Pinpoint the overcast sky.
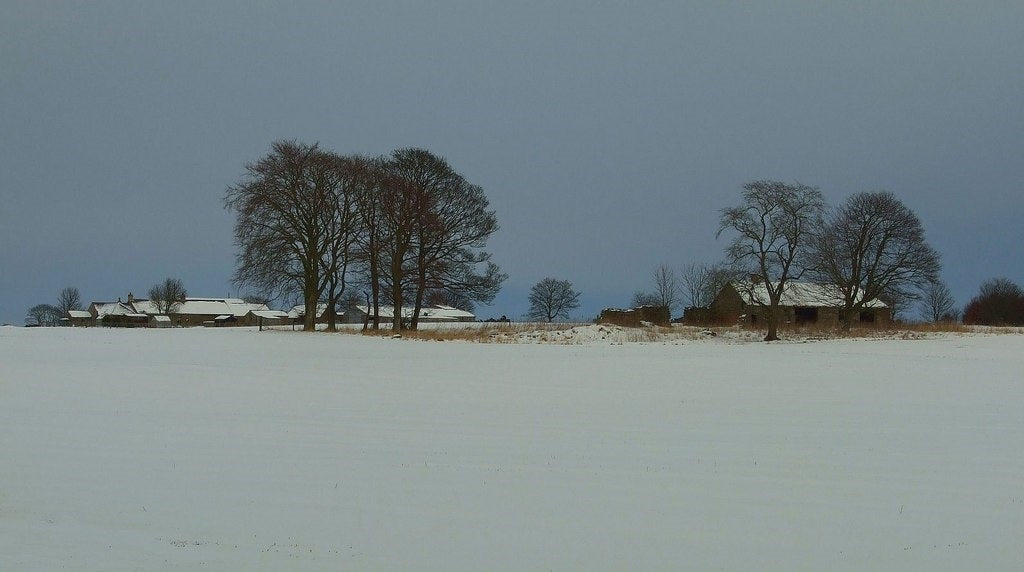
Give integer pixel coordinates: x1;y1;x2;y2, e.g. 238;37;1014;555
2;1;1022;324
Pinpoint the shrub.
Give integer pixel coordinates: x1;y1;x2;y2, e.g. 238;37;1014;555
963;278;1024;326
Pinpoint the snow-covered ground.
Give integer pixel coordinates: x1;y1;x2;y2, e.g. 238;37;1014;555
2;326;1022;570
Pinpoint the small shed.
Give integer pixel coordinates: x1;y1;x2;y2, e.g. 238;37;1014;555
66;310;95;327
150;315;172;328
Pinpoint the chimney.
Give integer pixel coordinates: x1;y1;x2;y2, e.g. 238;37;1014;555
127;292;135;303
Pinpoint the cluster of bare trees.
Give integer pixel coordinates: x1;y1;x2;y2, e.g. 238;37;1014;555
963;278;1024;326
26;287;82;326
149;278;187;314
225;141;505;332
715;181;942;340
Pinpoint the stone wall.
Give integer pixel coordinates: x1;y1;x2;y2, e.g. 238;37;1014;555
599;305;670;327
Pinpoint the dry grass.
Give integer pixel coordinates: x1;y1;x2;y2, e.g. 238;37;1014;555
278;320;1021;344
748;321;1011;341
354;322;582;343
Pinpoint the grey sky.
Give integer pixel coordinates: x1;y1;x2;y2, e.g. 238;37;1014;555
2;1;1022;324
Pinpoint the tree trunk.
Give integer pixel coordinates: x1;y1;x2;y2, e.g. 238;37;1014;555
325;280;338;332
411;267;427;331
369;250;380;330
391;257;404;331
303;287;317;332
763;306;780;341
362;291;371;331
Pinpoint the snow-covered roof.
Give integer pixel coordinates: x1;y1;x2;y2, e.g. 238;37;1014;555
91;302;125;318
353;305;475;321
288;303;334;319
735;281;888;308
67;310;92;318
250;310;287;320
104;302;140;316
428;305;476;319
91;297;273;319
152;315;171;322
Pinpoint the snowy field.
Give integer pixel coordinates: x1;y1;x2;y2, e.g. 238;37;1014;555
2;326;1023;570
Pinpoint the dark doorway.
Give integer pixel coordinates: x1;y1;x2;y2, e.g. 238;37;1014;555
794;307;818;324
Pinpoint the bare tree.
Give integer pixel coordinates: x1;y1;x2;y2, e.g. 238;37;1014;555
426;288;476;312
646;264;680;310
27;304;63;326
631;291;660;307
808;191;940;329
919;281;958;323
389;148;504;330
225;140;338;332
527;278;581;322
148;278;187;314
57;287;82;314
718;180;824;341
318;154;366;331
376;156;421;331
631;265;681;316
681;262;737;309
241;293;270;305
352;157;388;330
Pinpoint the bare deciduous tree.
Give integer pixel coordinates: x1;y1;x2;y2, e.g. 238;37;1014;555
425;288;476;312
241;294;270;305
352;157;388;330
376;157;421;331
632;265;681;316
631;291;660;308
919;281;958;323
808;191;940;329
318;154;367;331
681;262;737;309
57;287;82;314
148;278;187;315
388;148;504;330
225;140;339;331
27;304;63;326
718;180;824;341
527;278;581;322
652;265;680;311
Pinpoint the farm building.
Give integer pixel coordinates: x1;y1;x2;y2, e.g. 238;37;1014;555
287;303;340;324
343;305;476;325
599;305;670;327
64;310;95;327
89;294;275;327
708;281;891;327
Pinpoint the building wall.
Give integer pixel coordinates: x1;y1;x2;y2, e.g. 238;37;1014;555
599;306;670;327
744;305;891;328
708;284;892;328
708;284;745;325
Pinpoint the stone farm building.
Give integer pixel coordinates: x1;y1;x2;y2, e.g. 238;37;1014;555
88;294;280;327
706;281;891;327
598;305;671;327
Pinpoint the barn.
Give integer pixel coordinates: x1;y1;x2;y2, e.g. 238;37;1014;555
709;281;891;327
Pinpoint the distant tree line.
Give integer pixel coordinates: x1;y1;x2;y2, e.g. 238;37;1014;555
225;141;505;332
